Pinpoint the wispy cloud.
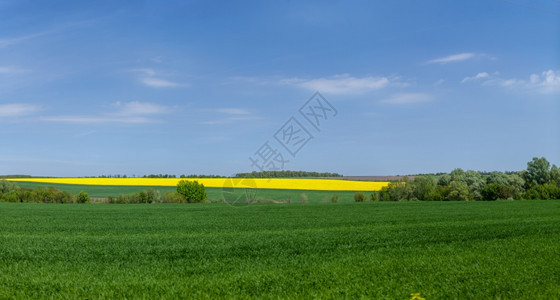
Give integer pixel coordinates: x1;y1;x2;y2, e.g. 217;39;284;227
381;93;433;104
433;79;445;86
141;77;182;88
476;69;560;94
461;72;489;83
0;103;41;117
0;32;47;48
0;66;27;74
426;53;475;64
111;101;172;115
129;68;156;76
528;70;560;93
201;107;260;125
128;68;186;88
43;101;173;124
281;74;390;94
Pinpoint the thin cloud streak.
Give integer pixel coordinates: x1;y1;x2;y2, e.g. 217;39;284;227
462;72;489;83
381;93;433;104
281;74;390;94
42;101;174;124
426;53;475;64
141;77;182;88
0;103;41;117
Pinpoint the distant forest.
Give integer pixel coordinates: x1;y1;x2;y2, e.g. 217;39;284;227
234;171;343;178
81;171;344;178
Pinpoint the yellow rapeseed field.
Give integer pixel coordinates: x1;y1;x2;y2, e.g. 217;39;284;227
7;178;389;191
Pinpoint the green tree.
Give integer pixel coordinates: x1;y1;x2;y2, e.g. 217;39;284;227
437;174;452;186
412;175;436;201
463;170;485;200
0;180;18;194
176;180;207;203
446;181;473;201
524;157;551;187
380;179;414;201
550;164;560;186
481;183;515;200
425;185;447;201
77;191;90;204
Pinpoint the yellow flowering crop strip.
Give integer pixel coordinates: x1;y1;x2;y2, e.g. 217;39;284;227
6;178;389;191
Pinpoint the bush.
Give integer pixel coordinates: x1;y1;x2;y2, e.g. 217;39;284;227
354;192;366;202
331;194;339;203
299;193;308;203
77;191;90;204
379;180;414;201
524;184;560;200
0;179;18;194
176;180;207;203
369;192;379;202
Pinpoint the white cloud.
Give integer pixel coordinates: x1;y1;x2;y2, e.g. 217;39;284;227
141;77;182;88
433;79;445;86
461;72;489;83
283;74;390;94
381;93;433;104
0;103;41;117
128;68;187;88
111;101;171;115
427;53;475;64
528;70;560;93
477;69;560;93
43;101;173;124
129;68;156;76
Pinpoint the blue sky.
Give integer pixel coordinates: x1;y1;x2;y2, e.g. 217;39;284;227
1;0;559;177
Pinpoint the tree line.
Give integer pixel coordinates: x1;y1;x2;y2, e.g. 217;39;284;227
372;157;560;201
235;170;343;178
0;180;207;204
0;181;91;203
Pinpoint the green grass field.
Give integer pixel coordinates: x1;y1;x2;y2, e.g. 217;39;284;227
1;201;559;298
12;181;360;203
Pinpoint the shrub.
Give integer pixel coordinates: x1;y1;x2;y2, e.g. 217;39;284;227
331;194;339;203
299;193;308;203
369;192;379;202
354;192;366;202
0;179;18;194
163;191;186;203
177;180;207;203
77;191;90;204
524;184;560;200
